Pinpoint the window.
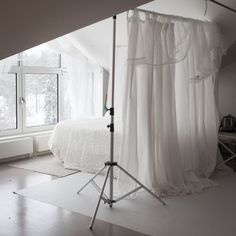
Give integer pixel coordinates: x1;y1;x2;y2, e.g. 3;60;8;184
0;44;62;136
0;74;17;131
25;74;58;127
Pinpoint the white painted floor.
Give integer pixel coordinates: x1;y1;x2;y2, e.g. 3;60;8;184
16;171;236;236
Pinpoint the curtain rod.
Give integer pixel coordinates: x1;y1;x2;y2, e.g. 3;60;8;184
135;8;204;23
137;1;236;14
135;8;160;15
209;0;236;13
135;8;189;20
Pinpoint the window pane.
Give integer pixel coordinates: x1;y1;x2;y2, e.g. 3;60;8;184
23;44;60;67
25;74;58;127
0;74;17;131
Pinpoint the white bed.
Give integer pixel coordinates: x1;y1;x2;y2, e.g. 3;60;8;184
48;116;122;173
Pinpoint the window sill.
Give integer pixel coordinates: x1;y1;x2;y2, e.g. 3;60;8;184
0;130;52;142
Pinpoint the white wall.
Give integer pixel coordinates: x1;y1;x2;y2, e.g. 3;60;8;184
0;133;51;160
218;61;236;119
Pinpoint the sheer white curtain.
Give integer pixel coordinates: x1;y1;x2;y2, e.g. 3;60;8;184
119;10;224;196
47;36;104;120
0;55;17;132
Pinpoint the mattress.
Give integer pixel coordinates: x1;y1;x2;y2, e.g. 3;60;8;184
48;116;122;173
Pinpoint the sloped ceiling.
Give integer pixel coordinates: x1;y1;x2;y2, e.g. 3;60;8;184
0;0;151;60
68;0;236;70
0;0;235;68
207;0;236;48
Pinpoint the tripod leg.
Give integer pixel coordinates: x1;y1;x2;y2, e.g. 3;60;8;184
77;165;107;194
117;164;166;206
89;166;111;230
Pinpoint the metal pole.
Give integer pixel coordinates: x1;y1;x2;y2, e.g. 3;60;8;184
76;13;166;230
117;164;166;206
109;15;117;205
89;166;111;229
217;140;236;167
77;165;107;194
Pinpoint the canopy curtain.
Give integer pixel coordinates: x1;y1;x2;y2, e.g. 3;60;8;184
46;36;104;120
118;10;224;196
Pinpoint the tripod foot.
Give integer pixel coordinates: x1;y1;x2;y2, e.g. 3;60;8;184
89;166;111;230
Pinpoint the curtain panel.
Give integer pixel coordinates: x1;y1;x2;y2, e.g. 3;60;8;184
47;37;104;120
119;10;224;196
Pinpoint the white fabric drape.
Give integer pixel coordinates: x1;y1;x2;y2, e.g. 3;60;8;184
47;37;104;120
0;55;17;131
119;10;224;196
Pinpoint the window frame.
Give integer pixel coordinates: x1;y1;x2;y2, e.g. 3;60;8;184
0;68;21;137
0;52;62;137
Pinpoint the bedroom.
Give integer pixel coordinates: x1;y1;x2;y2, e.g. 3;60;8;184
0;0;236;235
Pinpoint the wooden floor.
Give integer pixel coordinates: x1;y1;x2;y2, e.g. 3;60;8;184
0;165;146;236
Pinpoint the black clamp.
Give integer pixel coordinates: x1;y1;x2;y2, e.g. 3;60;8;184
104;199;116;205
105;161;117;166
107;123;114;132
108;107;114;116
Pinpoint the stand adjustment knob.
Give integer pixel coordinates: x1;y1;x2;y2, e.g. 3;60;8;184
107;123;114;132
108;107;114;116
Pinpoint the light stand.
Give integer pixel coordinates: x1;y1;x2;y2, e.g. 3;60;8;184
77;15;166;230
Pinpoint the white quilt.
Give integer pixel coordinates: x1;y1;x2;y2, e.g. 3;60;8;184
48;117;122;173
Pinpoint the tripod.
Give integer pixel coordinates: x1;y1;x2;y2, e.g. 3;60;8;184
77;15;166;230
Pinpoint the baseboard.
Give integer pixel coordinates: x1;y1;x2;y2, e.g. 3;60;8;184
0;154;30;164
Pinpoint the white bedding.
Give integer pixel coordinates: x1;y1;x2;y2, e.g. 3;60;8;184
49;117;122;173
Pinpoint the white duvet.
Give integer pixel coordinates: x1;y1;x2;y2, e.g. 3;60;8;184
49;116;122;173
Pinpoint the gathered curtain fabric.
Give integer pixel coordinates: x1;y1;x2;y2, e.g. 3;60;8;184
118;10;224;196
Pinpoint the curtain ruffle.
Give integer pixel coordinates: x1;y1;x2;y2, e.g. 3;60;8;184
127;10;224;80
